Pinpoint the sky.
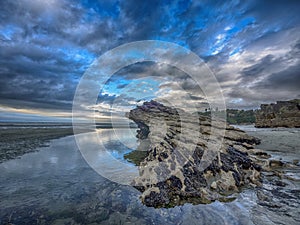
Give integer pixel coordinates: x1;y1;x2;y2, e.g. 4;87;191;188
0;0;299;122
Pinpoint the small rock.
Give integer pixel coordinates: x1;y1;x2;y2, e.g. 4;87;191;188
269;160;285;167
210;181;217;190
292;159;299;166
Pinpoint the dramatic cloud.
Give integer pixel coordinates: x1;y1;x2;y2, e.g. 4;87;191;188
0;0;299;120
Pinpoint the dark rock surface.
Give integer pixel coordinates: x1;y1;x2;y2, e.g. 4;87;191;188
128;101;264;207
255;99;300;128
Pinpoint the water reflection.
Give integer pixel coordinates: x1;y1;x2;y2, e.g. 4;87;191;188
0;129;252;224
75;129;139;185
0;127;299;224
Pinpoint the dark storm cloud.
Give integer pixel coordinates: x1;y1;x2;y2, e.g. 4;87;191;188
106;62;190;90
256;63;300;91
0;40;82;110
0;0;94;111
227;38;300;108
189;94;204;101
241;55;275;78
0;0;300;119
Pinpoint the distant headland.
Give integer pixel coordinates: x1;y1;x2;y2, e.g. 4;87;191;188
255;99;300;128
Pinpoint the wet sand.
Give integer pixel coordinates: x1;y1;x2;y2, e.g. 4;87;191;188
241;126;300;225
0;127;75;163
0;123;134;164
235;125;300;163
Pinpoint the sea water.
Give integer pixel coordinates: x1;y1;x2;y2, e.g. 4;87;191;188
0;126;299;224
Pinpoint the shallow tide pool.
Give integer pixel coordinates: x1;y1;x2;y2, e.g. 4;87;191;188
0;127;299;225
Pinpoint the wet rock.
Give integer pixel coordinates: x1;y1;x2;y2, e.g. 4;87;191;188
269;160;285;167
257;190;271;202
128;101;263;207
210;181;217;190
292;159;299;166
254;151;271;159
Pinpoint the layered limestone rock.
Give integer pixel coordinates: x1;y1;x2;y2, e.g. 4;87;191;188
128;100;263;207
255;99;300;128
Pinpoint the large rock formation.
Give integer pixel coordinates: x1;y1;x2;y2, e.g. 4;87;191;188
255;99;300;128
127;101;263;207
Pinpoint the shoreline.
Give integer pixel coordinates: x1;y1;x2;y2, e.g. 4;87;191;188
0;127;77;163
0;125;135;164
0;125;299;224
1;124;299;164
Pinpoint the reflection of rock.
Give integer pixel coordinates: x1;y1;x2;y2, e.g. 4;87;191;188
255;99;300;128
128;100;263;207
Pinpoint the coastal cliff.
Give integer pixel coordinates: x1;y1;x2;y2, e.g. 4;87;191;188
128;101;265;207
255;99;300;128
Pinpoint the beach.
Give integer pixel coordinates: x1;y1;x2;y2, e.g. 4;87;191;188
0;125;299;224
0;124;75;163
0;122;98;163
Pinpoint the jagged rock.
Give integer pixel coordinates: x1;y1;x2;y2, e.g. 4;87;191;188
127;101;263;207
269;160;285;167
255;99;300;128
292;159;299;166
